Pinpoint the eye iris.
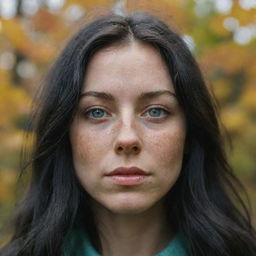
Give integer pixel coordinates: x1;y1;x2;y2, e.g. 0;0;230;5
89;108;165;119
91;109;104;118
149;108;162;117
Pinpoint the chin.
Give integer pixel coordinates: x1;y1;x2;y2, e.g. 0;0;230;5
99;194;161;215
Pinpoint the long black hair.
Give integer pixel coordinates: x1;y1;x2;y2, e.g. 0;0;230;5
1;12;256;256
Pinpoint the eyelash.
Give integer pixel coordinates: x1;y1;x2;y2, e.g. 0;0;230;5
83;106;170;121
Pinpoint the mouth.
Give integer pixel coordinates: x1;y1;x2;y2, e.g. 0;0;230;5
105;166;151;186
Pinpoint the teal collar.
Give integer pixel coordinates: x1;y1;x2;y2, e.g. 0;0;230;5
64;229;188;256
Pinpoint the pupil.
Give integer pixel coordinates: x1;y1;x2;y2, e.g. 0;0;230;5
149;108;160;117
92;109;104;118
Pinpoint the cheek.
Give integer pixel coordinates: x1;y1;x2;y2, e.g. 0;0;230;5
71;127;108;166
70;127;106;191
148;128;185;194
148;128;186;165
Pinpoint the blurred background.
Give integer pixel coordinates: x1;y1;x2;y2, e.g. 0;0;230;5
0;0;255;246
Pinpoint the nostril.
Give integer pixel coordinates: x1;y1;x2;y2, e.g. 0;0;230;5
115;144;140;154
117;146;123;152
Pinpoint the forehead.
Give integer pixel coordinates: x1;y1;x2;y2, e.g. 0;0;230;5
82;41;174;97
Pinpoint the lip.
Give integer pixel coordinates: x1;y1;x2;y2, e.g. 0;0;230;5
105;167;150;186
106;166;149;176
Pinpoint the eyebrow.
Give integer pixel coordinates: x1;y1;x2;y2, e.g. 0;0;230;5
80;90;176;101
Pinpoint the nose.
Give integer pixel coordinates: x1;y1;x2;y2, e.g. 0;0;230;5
114;120;142;155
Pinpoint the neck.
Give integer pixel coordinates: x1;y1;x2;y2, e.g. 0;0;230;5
91;201;174;256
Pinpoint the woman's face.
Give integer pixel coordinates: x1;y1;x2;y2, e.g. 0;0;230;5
70;41;186;214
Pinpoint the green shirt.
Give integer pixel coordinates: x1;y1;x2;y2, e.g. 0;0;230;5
64;228;188;256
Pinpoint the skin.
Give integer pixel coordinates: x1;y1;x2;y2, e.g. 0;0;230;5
69;41;186;256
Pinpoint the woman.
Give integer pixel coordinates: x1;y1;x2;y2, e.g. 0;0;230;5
1;12;256;256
